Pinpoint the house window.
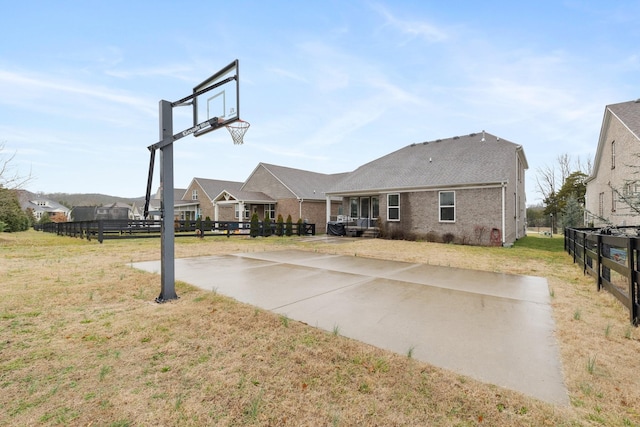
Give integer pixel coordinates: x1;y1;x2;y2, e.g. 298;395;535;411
372;197;379;219
387;194;400;221
192;189;198;200
266;204;275;220
439;191;455;222
611;141;616;169
599;192;604;217
235;205;250;219
350;197;358;218
612;190;616;212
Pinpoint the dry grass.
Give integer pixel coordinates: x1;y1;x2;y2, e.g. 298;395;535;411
1;230;639;426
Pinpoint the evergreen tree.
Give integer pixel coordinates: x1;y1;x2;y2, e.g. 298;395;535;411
263;215;272;237
560;195;584;229
276;214;284;236
39;211;52;225
285;214;293;236
297;217;304;236
0;187;30;232
250;213;260;238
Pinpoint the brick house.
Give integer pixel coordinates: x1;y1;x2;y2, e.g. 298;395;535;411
325;131;528;245
584;100;640;227
240;163;346;226
175;166;345;228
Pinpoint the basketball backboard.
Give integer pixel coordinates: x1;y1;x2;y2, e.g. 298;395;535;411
192;59;239;137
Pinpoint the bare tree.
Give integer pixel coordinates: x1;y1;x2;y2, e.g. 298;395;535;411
0;142;32;189
557;153;571;186
535;163;556;201
536;153;593;201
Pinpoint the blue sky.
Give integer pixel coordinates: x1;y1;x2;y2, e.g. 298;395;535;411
1;1;639;205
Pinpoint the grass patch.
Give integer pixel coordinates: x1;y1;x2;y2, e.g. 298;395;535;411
0;230;638;425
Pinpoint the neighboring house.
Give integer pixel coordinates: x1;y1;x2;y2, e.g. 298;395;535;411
17;190;70;222
182;178;245;221
584;99;640;227
146;188;189;220
240;163;347;227
71;204;130;221
175;166;346;228
325;131;528;245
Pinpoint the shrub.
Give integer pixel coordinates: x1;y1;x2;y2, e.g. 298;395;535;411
204;216;212;231
376;217;386;238
285;214;293;236
442;232;455;244
296;218;304;235
389;228;405;240
404;231;418;241
263;215;272;237
425;231;438;242
250;213;260;238
473;225;487;244
276;214;284;236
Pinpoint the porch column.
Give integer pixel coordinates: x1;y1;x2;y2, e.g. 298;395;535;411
238;201;245;225
214;202;219;222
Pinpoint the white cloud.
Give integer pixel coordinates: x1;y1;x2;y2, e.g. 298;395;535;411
371;3;448;43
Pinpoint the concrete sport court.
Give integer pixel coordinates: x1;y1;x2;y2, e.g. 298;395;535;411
133;249;568;405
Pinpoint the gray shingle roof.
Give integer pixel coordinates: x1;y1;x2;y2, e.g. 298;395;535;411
328;132;523;194
608;99;640;139
254;163;349;199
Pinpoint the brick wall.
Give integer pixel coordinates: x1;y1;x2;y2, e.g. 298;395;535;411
585;115;640;227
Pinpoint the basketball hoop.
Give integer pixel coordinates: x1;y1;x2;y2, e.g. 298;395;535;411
226;119;250;145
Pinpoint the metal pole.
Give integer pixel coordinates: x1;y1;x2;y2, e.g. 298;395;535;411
158;100;178;302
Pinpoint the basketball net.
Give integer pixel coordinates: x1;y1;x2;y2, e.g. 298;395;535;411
225;120;250;145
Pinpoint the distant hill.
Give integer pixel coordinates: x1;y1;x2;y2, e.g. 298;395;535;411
37;192;145;209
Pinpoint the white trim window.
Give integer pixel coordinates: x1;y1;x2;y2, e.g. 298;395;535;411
439;191;455;222
235;205;251;219
350;197;358;218
192;189;198;200
266;204;275;220
387;193;400;221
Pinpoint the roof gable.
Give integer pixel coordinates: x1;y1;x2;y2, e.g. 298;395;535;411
586;100;640;183
192;177;244;201
242;163;349;200
213;189;275;203
608;99;640;139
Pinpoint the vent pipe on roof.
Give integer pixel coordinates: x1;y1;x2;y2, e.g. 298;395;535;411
481;130;486;142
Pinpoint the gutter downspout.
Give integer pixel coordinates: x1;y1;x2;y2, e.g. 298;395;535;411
502;181;507;246
325;196;331;233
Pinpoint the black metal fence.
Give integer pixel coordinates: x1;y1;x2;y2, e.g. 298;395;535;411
565;227;640;325
36;219;315;243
